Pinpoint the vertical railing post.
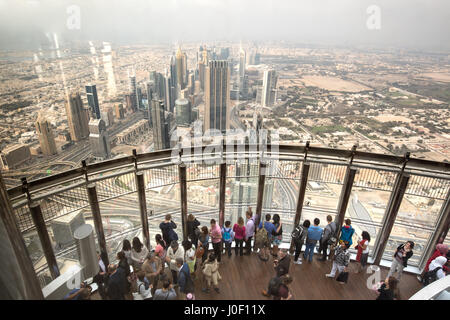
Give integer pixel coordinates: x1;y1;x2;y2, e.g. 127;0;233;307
136;172;150;250
134;149;150;250
219;161;227;227
0;174;44;299
335;167;357;240
255;162;267;229
373;173;410;265
334;145;357;240
29;202;60;280
418;188;450;271
86;183;109;266
179;163;188;241
289;162;310;254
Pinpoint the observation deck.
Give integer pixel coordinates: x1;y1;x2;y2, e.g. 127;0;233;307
1;143;449;299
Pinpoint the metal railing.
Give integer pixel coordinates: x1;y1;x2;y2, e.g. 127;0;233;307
6;144;450;286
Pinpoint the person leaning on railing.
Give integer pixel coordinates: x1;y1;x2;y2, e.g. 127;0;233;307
187;214;201;249
160;214;179;249
244;209;255;255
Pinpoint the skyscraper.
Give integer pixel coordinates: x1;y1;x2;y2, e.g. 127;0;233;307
261;69;278;107
239;48;246;78
164;69;174;113
198;49;208;91
35;112;57;156
88;118;110;159
128;71;138;111
151;99;170;151
175;98;192;126
169;54;177;89
150;71;165;101
175;46;186;92
85;84;100;119
204;60;230;133
146;82;154;127
66;92;89;142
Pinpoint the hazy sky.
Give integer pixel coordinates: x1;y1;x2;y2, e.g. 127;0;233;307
0;0;449;50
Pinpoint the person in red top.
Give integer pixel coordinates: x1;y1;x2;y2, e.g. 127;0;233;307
417;243;448;282
233;217;246;256
355;231;371;273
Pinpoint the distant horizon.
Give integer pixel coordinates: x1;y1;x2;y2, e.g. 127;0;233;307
0;0;449;52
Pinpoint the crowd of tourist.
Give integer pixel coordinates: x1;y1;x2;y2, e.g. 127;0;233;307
65;209;449;301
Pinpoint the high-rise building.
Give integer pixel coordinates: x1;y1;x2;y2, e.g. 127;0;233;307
128;72;138;111
164;70;174;113
150;99;170;151
188;72;195;95
136;87;143;110
114;104;124;119
0;144;31;170
239;48;246;78
175;98;192;127
149;71;165;100
204;60;230;133
85;84;100;119
66;92;89;142
198;49;208;91
35;112;57;156
261;69;278;107
175;47;186;91
239;75;249;99
88;118;110;159
220;48;230;60
169;54;177;90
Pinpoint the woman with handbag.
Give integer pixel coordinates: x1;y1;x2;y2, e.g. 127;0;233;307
326;241;350;284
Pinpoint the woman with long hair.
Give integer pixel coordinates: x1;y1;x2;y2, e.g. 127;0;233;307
355;231;371;273
233;216;246;256
131;237;149;271
122;239;132;265
271;214;283;257
198;226;210;265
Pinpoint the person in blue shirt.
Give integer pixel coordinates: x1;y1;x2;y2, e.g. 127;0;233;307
258;214;277;261
63;282;92;300
303;218;323;263
340;219;355;246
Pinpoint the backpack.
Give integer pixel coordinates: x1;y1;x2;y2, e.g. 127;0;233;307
327;224;338;246
223;228;232;242
268;277;282;296
291;225;304;241
255;222;269;247
423;267;442;286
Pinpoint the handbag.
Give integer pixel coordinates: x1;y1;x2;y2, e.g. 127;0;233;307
336;271;349;283
195;245;205;259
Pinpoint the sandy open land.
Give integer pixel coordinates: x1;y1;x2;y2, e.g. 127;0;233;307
420;72;450;83
374;115;412;123
300;76;372;92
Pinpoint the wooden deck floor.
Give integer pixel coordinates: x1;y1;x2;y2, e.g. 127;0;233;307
191;252;422;300
92;251;423;300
